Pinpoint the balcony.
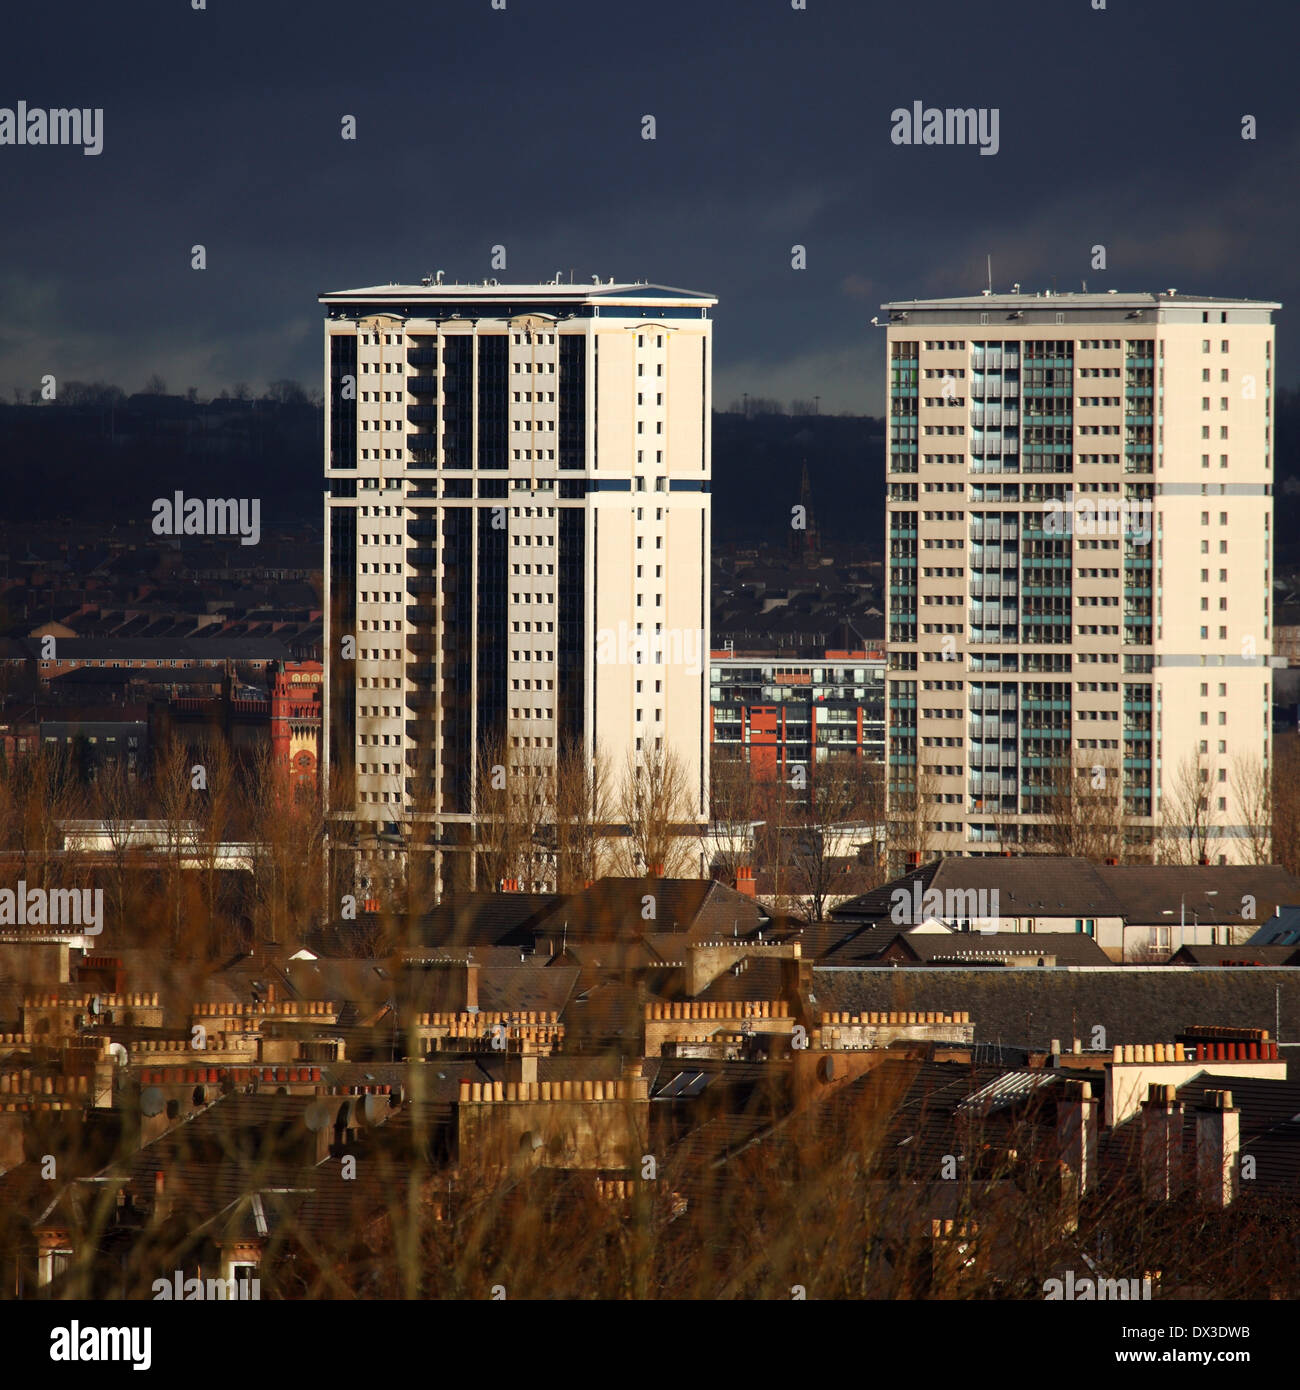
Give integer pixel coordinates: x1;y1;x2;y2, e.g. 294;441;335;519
406;548;439;569
408;376;438;395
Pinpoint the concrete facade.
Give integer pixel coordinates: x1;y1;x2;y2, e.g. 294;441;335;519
883;291;1280;862
320;281;715;892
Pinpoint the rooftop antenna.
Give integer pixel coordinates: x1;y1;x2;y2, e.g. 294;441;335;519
435;270;444;286
986;254;992;294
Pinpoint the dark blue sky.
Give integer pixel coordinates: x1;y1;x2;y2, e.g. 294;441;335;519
0;0;1294;413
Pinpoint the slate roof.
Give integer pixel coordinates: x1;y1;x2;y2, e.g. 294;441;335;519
407;890;567;949
773;919;885;960
831;858;1300;931
693;959;792;1003
1098;865;1300;928
1247;906;1300;947
811;966;1300;1049
394;962;580;1019
1167;945;1300;967
560;974;644;1045
1155;1073;1300;1195
886;932;1114;967
833;857;1124;922
529;877;770;941
23;637;294;661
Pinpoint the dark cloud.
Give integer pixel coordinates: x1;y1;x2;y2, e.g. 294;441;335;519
0;0;1294;413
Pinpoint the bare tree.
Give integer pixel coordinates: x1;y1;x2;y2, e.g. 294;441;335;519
152;738;201;949
1159;747;1217;865
245;744;325;945
1038;753;1126;862
1230;751;1271;865
886;762;937;877
785;754;886;921
704;752;761;884
91;758;142;931
616;744;692;878
0;745;72;887
1272;732;1300;877
554;740;613;892
192;736;239;954
474;734;557;893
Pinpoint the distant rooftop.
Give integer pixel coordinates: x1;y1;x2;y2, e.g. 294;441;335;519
321;280;716;306
881;289;1280;319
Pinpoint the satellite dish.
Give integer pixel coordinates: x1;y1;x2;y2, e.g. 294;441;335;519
336;1099;356;1130
140;1086;165;1117
519;1130;543;1153
108;1043;129;1068
363;1093;387;1125
819;1055;836;1084
192;1085;206;1106
88;996;101;1016
391;1085;405;1106
305;1100;332;1132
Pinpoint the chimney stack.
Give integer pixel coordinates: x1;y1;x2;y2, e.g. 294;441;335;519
734;867;756;898
1056;1079;1098;1198
506;1051;538;1086
1196;1089;1240;1209
1141;1083;1184;1201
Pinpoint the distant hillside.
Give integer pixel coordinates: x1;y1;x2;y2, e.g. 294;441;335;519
4;390;1297;566
711;412;885;548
